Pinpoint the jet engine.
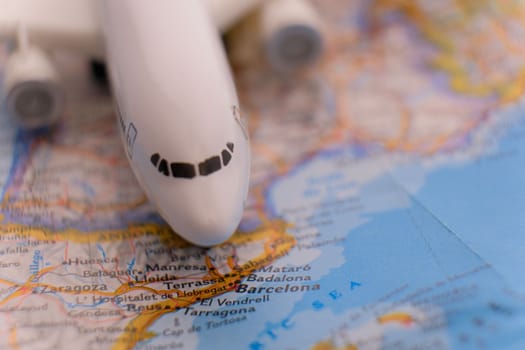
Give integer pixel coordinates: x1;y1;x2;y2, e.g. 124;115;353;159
3;39;63;128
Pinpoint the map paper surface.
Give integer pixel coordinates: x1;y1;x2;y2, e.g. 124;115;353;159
1;1;525;349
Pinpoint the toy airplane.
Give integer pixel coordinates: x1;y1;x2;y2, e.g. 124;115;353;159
0;0;323;246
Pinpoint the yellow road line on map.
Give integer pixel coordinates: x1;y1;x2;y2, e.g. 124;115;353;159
311;340;357;350
8;326;20;350
377;312;414;326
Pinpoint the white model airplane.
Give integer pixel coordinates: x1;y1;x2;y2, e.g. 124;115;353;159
0;0;323;246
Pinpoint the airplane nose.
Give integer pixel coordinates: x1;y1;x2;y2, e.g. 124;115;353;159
157;184;245;247
184;208;242;246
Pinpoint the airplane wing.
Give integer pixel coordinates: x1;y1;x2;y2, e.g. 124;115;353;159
0;0;263;59
205;0;262;31
0;0;104;58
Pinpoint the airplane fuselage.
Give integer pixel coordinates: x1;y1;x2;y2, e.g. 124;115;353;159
103;0;251;246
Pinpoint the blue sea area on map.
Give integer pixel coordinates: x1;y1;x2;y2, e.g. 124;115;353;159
253;173;525;349
397;103;525;295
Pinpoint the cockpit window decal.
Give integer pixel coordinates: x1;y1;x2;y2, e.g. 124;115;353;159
150;142;234;179
198;156;222;176
171;162;196;179
221;149;232;166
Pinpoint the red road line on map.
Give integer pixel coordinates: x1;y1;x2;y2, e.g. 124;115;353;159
64;242;69;261
128;240;136;256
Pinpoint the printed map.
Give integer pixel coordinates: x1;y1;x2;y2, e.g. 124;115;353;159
1;1;525;349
